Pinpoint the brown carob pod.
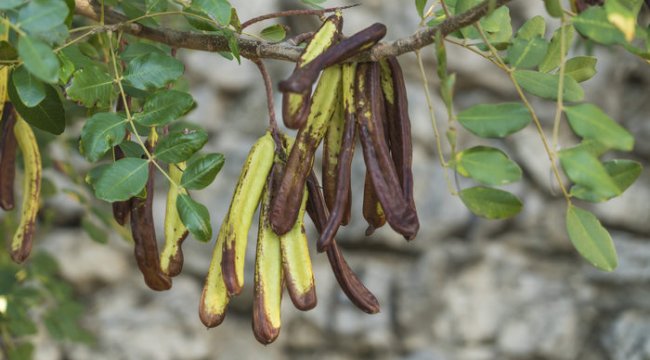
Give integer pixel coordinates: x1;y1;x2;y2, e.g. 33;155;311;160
305;173;380;314
130;160;172;291
318;63;357;251
356;63;419;240
381;58;418;229
270;65;342;235
111;145;131;226
322;91;344;213
280;23;387;94
282;13;343;129
362;171;386;236
0;103;17;211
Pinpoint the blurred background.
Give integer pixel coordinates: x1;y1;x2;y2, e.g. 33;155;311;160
14;0;650;359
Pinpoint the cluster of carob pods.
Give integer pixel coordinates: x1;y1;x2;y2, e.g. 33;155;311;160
0;63;42;265
199;12;420;344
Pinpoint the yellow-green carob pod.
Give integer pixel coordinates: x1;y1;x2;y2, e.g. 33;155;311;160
0;19;9;119
199;232;230;327
281;188;316;310
10;116;41;263
160;162;189;276
220;132;276;295
252;180;283;344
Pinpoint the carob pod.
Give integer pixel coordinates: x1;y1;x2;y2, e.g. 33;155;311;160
362;171;386;236
305;172;380;314
220;132;276;295
160;162;189;277
280;23;387;95
380;58;418;235
252;164;283;344
9;116;41;263
318;63;357;251
270;65;342;236
130;157;172;291
282;13;343;129
355;62;419;240
0;103;17;210
321;91;345;215
111;145;131;225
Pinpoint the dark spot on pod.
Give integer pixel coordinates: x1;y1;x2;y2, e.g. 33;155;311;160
0;103;17;211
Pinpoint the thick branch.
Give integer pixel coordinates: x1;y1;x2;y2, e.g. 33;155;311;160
74;0;512;62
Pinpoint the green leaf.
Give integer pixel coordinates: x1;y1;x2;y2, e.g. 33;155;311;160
539;25;574;73
0;0;25;10
457;102;531;138
154;129;208;163
457;1;512;44
93;158;149;202
193;0;232;26
571;159;642;202
564;56;597;82
513;70;584;102
17;36;60;84
455;146;522;185
176;194;212;242
559;147;621;199
134;90;195;126
564;104;634;151
260;24;287;42
81;216;108;244
459;186;523;219
416;0;428;18
543;0;564;17
506;36;549;69
605;0;643;41
6;343;34;360
67;66;115;107
79;112;128;162
572;6;626;45
566;205;618;271
17;0;69;34
516;16;546;40
124;53;184;90
8;75;66;135
12;66;46;107
181;153;225;190
120;43;167;62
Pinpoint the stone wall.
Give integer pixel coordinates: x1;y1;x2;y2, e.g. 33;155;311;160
34;1;650;359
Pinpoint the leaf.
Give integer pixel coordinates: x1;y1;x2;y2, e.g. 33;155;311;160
543;0;564;17
506;36;549;69
455;146;522;185
17;36;60;84
81;216;108;244
571;159;642;202
539;25;574;73
513;70;584;102
134;90;195;126
564;104;634;151
572;6;626;45
17;0;69;34
6;343;34;360
120;43;167;62
605;0;643;42
176;194;212;242
181;153;225;190
193;0;232;26
93;158;149;202
459;186;523;219
79;112;128;162
457;102;531;138
516;16;546;40
566;205;618;271
154;129;208;163
12;66;46;107
559;147;621;199
123;53;184;90
0;0;25;10
8;75;66;135
66;66;115;107
260;24;287;42
564;56;597;82
416;0;428;18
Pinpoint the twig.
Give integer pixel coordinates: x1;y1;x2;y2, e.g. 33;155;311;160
74;0;513;62
252;59;284;155
240;4;359;30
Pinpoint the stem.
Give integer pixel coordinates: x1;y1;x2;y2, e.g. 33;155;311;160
240;4;360;30
252;59;284;156
552;16;567;150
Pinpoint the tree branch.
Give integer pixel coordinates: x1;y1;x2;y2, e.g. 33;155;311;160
74;0;512;62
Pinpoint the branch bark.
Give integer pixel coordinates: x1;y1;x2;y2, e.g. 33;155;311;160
74;0;512;62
